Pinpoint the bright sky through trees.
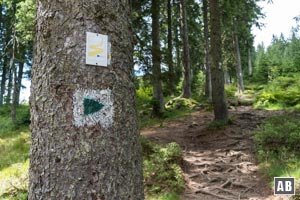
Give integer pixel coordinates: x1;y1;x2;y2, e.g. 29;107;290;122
252;0;300;47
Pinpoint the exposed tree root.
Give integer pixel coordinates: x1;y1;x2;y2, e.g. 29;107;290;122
195;188;234;200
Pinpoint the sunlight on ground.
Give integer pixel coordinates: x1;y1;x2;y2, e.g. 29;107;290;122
0;160;29;196
0;131;30;197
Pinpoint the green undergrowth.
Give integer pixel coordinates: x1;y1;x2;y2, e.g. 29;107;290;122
137;89;199;128
141;137;184;200
0;105;30;136
254;113;300;187
254;76;300;110
0;105;30;199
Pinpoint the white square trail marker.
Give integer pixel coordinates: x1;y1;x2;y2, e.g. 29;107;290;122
86;32;108;66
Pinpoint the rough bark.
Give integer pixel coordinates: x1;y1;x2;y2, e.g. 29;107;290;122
29;1;144;199
209;0;228;121
233;20;244;93
167;0;175;95
151;0;164;116
203;0;212;101
180;0;191;98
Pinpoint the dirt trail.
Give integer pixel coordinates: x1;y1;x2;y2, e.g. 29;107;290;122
142;106;289;200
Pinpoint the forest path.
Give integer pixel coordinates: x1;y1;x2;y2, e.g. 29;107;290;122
141;106;288;200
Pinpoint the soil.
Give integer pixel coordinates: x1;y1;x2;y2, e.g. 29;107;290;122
141;106;292;200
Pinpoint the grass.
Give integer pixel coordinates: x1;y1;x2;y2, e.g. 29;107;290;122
0;105;30;199
138;93;199;129
254;112;300;188
141;137;185;199
254;76;300;110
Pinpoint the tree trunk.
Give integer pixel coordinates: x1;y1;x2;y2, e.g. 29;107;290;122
167;0;175;96
11;59;24;123
0;60;7;106
233;19;244;93
15;60;24;105
151;0;164;116
209;0;228;121
248;46;253;76
29;1;144;199
11;24;17;123
203;0;212;101
174;0;181;85
180;0;191;98
6;68;12;105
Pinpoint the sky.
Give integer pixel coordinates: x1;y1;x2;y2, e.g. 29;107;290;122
19;0;300;103
252;0;300;47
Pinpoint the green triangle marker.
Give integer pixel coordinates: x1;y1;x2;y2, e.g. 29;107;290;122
83;98;104;115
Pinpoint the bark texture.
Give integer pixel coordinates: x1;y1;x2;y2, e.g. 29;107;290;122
209;0;228;121
151;0;164;115
180;0;191;98
29;1;144;199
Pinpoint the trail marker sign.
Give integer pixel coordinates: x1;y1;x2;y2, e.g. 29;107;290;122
73;89;114;128
86;32;108;66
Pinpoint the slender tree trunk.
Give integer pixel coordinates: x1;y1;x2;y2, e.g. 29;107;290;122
203;0;212;101
248;46;253;76
0;4;2;89
0;61;7;105
209;0;228;121
167;0;175;95
6;68;12;105
151;0;164;116
11;24;17;123
29;1;144;199
14;60;24;105
233;20;244;93
180;0;191;98
224;66;230;84
11;59;24;123
11;65;17;123
173;0;182;83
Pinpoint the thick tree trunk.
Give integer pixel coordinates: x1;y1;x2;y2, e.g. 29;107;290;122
151;0;164;116
203;0;212;101
248;46;253;76
29;1;144;199
180;0;191;98
167;0;175;96
234;20;244;93
209;0;228;121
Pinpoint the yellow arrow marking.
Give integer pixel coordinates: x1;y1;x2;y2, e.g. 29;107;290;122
88;43;104;56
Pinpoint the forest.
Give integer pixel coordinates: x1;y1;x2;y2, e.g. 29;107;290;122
1;0;300;199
